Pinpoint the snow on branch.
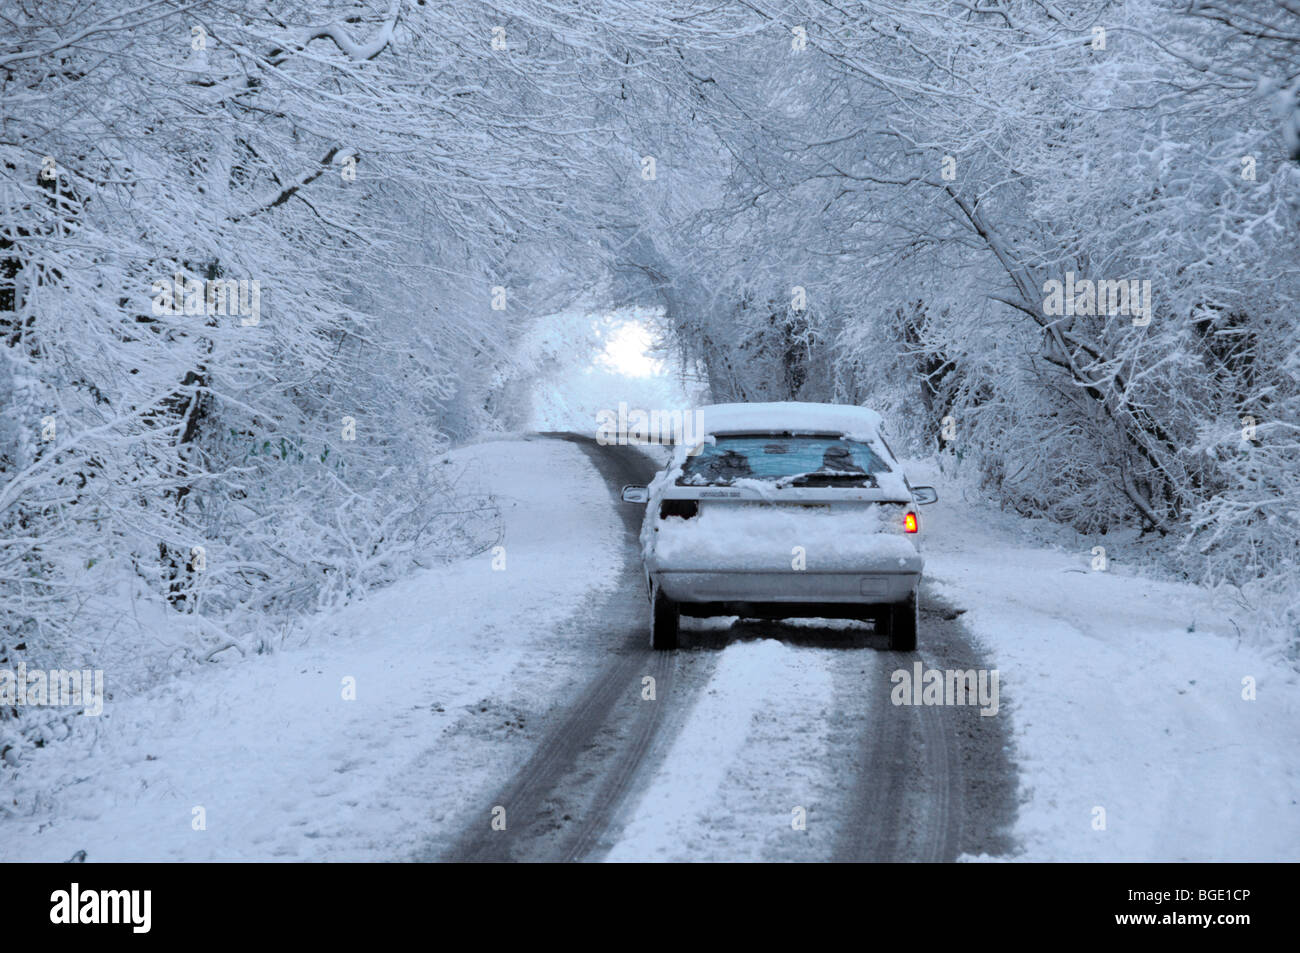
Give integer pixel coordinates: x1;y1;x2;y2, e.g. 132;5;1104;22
294;0;402;61
0;0;198;69
228;147;357;222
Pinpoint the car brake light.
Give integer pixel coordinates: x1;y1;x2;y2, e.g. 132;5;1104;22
904;512;918;533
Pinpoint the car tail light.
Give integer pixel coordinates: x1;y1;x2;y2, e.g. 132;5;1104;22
903;512;918;533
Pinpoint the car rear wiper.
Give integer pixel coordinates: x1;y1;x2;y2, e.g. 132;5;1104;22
776;471;876;488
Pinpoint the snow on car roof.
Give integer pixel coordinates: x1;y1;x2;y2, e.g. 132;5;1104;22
695;401;885;439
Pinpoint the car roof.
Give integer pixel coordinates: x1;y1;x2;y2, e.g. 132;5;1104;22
695;402;885;440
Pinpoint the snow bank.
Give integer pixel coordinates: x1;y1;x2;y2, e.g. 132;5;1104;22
909;458;1300;861
0;437;624;861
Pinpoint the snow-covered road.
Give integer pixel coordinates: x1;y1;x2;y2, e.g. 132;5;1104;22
3;435;1297;862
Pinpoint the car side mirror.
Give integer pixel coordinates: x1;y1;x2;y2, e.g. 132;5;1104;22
912;486;938;505
621;484;650;504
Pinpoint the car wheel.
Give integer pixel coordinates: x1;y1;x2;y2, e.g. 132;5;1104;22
888;590;918;651
650;586;679;650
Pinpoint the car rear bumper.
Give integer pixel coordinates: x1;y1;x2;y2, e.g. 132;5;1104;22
653;568;919;607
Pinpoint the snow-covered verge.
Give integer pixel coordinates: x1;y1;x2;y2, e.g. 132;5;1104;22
0;437;622;861
904;459;1300;861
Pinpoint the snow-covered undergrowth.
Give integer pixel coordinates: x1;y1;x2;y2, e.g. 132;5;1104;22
0;442;499;780
0;438;622;860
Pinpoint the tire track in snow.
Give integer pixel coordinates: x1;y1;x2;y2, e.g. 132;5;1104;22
443;435;707;862
558;646;679;862
831;591;1015;861
444;638;667;862
830;640;910;861
602;636;839;862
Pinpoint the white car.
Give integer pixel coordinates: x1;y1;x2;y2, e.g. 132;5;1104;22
621;402;938;651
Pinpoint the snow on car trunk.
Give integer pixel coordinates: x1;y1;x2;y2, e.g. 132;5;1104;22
649;501;919;572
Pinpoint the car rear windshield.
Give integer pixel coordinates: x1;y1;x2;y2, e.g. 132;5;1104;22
677;434;892;487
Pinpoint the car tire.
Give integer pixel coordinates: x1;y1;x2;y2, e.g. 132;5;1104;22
888;590;918;651
650;586;679;650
